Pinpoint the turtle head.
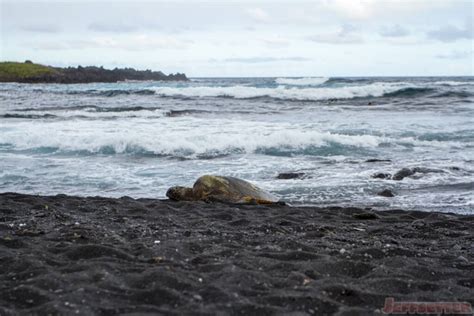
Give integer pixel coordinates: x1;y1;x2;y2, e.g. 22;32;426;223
166;186;195;201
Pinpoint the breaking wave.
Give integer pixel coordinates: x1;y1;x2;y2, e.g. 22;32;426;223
382;87;435;98
1;114;58;119
3;106;276;120
1;120;464;159
4;106;167;120
433;80;474;86
65;89;156;97
275;77;329;86
152;83;421;101
0;128;383;158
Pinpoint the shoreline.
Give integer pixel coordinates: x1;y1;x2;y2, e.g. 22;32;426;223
1;192;472;314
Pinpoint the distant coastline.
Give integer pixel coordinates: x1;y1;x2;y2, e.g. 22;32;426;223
0;60;188;84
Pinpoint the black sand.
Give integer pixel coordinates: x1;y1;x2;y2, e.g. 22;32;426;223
0;193;472;315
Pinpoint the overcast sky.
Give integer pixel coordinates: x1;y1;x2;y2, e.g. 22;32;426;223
1;0;473;76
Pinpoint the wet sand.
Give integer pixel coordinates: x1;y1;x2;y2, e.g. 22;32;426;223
0;192;473;315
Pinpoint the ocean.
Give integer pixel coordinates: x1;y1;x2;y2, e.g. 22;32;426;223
0;77;473;213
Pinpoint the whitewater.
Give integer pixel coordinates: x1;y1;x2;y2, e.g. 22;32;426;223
0;76;473;213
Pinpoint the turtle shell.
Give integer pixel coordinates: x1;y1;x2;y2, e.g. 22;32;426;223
192;175;279;204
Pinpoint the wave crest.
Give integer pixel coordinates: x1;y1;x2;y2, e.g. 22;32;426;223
275;77;329;86
5;106;167;120
152;83;418;101
0;128;381;158
434;81;474;86
382;87;434;98
66;89;156;97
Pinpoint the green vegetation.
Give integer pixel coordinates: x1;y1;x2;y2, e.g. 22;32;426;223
0;61;57;80
0;60;187;83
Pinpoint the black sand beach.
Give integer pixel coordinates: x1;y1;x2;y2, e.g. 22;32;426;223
0;193;473;315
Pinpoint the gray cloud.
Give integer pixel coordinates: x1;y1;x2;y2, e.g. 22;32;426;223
427;23;473;42
380;24;409;37
88;22;138;33
31;40;91;50
31;35;190;51
214;57;311;63
246;7;271;23
260;37;291;48
20;24;61;33
3;1;472;76
436;50;473;59
307;24;363;44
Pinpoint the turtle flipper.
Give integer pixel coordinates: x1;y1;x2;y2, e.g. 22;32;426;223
240;196;279;205
202;195;258;205
201;194;236;204
198;193;286;206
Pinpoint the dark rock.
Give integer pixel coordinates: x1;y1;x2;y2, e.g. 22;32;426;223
371;173;391;179
276;172;305;180
365;159;391;163
411;219;426;228
412;167;443;174
353;212;379;220
392;167;444;181
392;168;415;180
377;189;394;197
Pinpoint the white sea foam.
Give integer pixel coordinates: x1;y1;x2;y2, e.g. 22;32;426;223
152;82;411;101
7;108;167;119
2;115;466;159
0;118;383;157
275;77;329;86
433;81;473;86
1;78;472;213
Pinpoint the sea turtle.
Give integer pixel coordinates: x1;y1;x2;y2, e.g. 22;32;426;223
166;175;281;205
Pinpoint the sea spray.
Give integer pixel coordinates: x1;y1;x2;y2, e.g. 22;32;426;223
1;77;473;213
